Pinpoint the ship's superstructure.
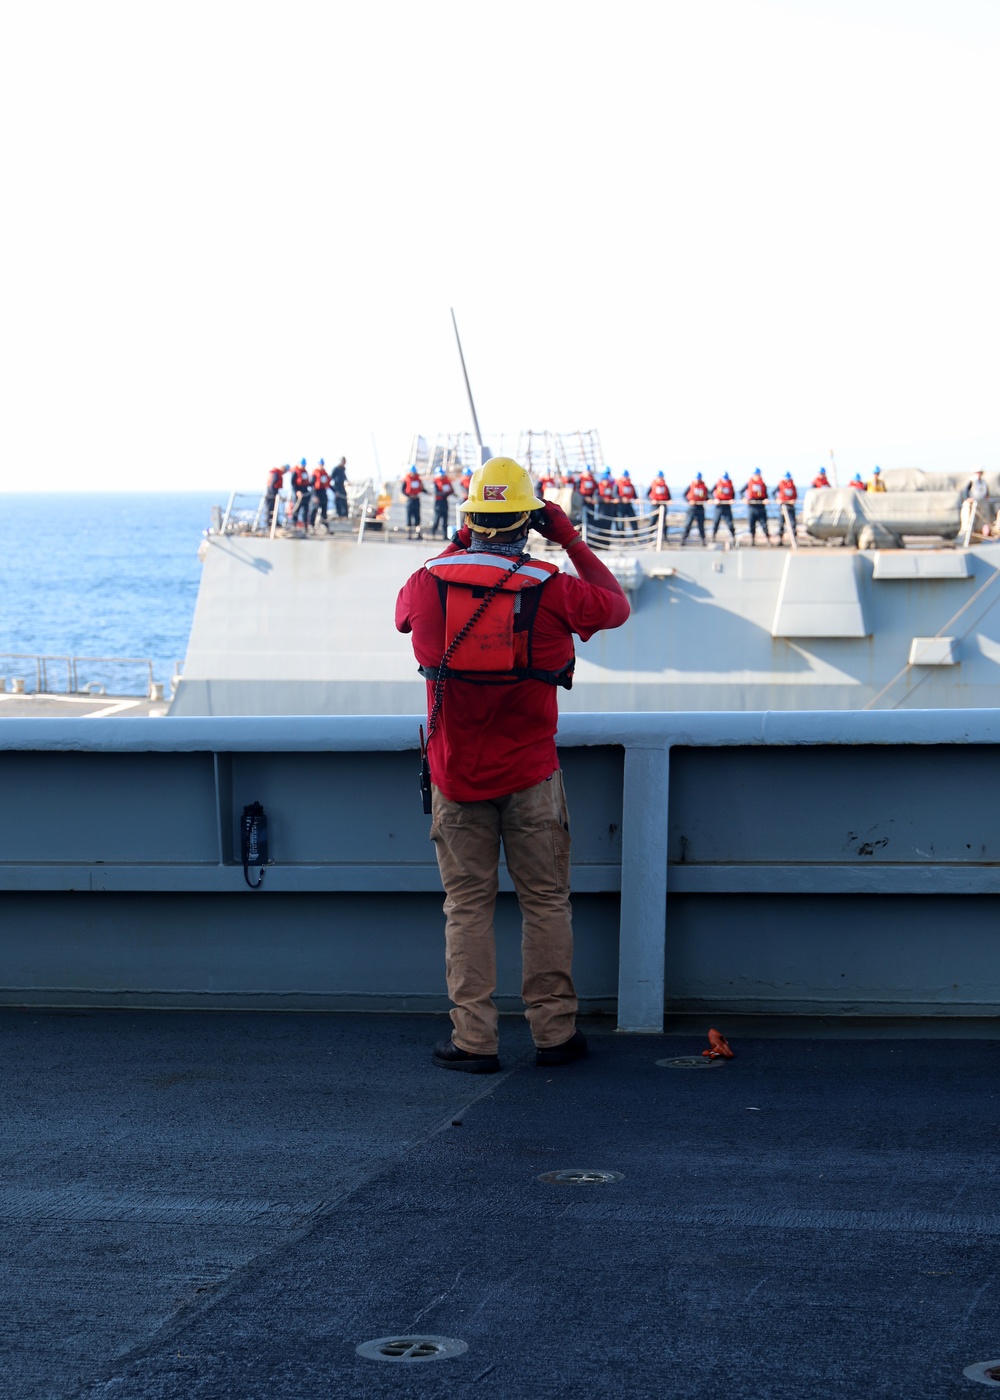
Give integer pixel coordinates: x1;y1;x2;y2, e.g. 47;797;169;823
169;453;1000;716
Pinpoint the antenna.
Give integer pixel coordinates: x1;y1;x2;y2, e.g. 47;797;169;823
450;308;485;464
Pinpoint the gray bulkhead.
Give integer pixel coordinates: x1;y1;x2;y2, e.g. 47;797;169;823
170;535;1000;715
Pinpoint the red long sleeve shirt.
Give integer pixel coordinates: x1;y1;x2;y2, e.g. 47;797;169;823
396;540;630;801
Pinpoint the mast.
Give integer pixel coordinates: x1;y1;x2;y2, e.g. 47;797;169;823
450;308;485;464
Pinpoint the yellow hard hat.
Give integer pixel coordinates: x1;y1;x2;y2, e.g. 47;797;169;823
458;457;545;515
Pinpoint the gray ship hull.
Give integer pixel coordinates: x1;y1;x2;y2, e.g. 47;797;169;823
170;533;1000;714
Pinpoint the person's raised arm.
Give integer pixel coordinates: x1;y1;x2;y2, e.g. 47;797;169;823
534;502;630;621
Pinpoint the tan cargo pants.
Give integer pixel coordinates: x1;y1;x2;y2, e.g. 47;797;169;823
430;770;578;1055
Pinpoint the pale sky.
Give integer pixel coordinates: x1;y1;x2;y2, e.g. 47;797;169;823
1;0;997;493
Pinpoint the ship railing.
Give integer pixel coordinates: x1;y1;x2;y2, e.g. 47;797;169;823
0;653;157;698
581;505;667;552
215;492;268;536
348;478;376;521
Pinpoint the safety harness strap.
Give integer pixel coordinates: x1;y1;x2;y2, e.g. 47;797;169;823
418;661;574;689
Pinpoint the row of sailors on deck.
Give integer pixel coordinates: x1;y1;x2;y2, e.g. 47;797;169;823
264;458;349;531
397;462;868;545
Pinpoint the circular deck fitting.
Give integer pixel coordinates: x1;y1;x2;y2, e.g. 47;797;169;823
538;1169;624;1186
963;1361;1000;1387
656;1055;726;1070
356;1335;468;1363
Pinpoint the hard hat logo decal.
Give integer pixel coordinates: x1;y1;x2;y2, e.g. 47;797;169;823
483;484;508;501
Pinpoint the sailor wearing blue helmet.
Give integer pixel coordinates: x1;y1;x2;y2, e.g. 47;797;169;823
711;471;736;542
289;460;312;533
773;471;798;544
739;469;771;545
647;471;671;535
617;468;638;535
682;470;710;545
310;458;332;529
595;467;619;532
430;464;455;540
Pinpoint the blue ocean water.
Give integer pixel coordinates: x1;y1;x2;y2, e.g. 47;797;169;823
0;494;218;691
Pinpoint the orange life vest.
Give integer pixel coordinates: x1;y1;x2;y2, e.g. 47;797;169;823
687;481;709;503
597;479;617;501
776;480;797;502
812;475;830;488
403;475;424;497
714;480;734;501
267;469;284;492
420;552;573;687
434;477;454;499
312;469;331;491
578;473;598;497
649;480;671;502
746;477;767;501
617;478;637;501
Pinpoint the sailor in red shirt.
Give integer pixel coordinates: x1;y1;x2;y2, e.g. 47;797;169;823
396;456;629;1074
812;467;831;489
848;473;867;490
681;473;709;544
711;472;736;542
772;472;798;545
458;468;473;501
739;469;772;545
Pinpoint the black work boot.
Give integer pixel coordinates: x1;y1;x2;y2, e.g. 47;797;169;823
432;1038;500;1074
535;1029;589;1067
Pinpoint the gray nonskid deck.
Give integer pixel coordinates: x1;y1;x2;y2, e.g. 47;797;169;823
4;1010;999;1399
0;694;166;718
